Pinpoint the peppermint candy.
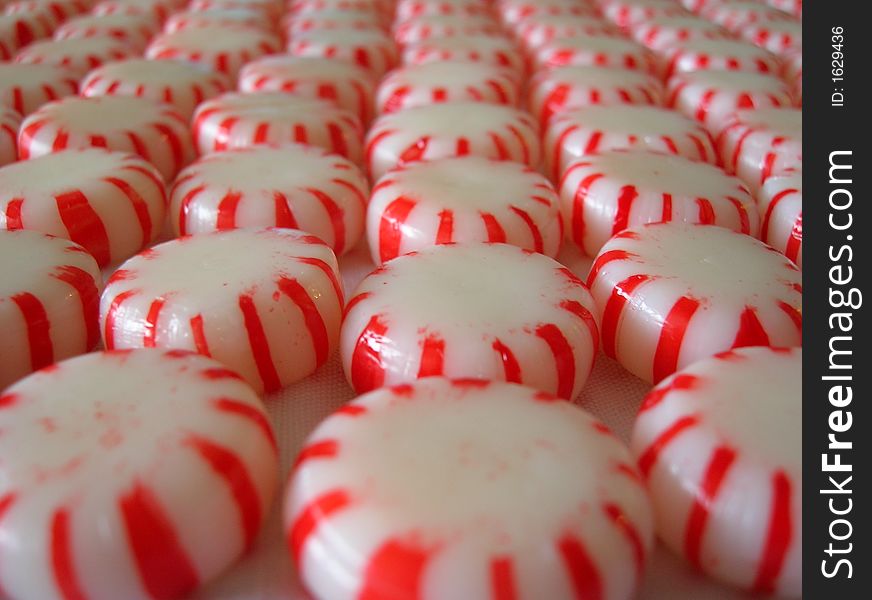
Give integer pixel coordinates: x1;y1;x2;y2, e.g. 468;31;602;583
661;38;782;78
629;15;732;52
14;37;135;77
401;35;526;75
532;34;661;75
53;13;159;51
716;107;801;189
287;29;399;79
758;171;801;268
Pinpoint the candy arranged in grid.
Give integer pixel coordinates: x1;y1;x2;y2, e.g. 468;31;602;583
14;36;135;76
146;24;281;78
367;156;562;263
287;29;399;79
532;34;661;75
19;95;194;180
375;61;519;114
600;0;691;27
392;13;504;45
0;230;101;389
0;348;278;600
529;66;664;125
587;222;802;384
629;15;732;51
559;150;757;256
81;58;230;119
238;56;375;124
667;70;793;130
101;228;343;394
0;149;167;266
0;105;19;166
342;243;598;398
631;346;801;597
288;377;652;600
758;171;801;268
717;107;801;189
192;92;364;163
163;8;274;32
171;145;368;254
401;35;526;75
497;0;600;25
53;13;159;50
514;15;622;52
364;101;540;180
662;38;781;77
545;105;716;182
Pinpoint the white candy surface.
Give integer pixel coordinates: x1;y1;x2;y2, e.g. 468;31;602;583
14;37;134;77
0;63;78;116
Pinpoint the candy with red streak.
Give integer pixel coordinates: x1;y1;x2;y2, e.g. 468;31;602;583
514;15;622;52
529;65;664;125
342;243;598;398
375;61;519;114
0;348;278;599
3;0;90;29
739;18;801;54
1;105;19;166
288;377;652;600
402;34;525;75
1;12;55;60
367;156;562;263
81;58;231;119
667;70;793;130
190;0;281;16
629;15;732;51
497;0;600;25
14;37;135;77
758;171;801;268
192;92;364;163
396;0;493;21
559;150;758;256
661;38;781;78
587;222;801;384
19;96;194;180
146;24;281;78
716;107;801;190
163;8;274;33
545;105;716;182
392;14;504;45
171;145;367;254
53;13;159;51
287;29;398;79
364;101;540;180
631;346;801;597
0;149;167;266
600;0;691;27
701;0;795;31
288;0;393;21
0;230;101;389
532;34;661;75
282;10;387;36
238;56;375;124
92;0;178;23
764;0;801;18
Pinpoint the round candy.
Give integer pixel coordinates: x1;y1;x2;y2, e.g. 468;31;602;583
0;230;101;389
0;348;278;600
92;0;176;23
146;24;281;78
282;10;386;36
341;243;599;398
238;56;376;124
662;38;781;78
498;0;600;25
392;14;504;45
288;377;653;600
667;70;793;130
629;15;732;51
14;37;135;77
3;54;80;108
559;150;757;256
701;0;794;31
287;29;398;79
53;13;159;51
532;34;660;75
587;222;802;384
401;35;526;75
600;0;690;27
544;104;716;181
100;228;343;394
0;105;19;166
631;346;801;596
0;12;54;60
515;14;621;51
80;58;231;119
375;61;519;114
163;8;274;33
739;18;801;54
171;144;367;254
367;156;562;263
19;96;195;180
529;65;664;125
0;149;167;266
192;92;364;163
365;102;540;181
758;171;801;268
716;107;801;190
3;0;90;28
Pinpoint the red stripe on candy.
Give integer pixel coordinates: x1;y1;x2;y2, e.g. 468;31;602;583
143;297;166;347
652;296;700;383
213;397;277;453
558;534;603;600
190;314;211;356
603;503;646;581
535;323;575;399
685;446;737;571
104;176;153;246
601;274;651;359
12;292;53;371
481;212;506;242
293;439;338;470
732;306;770;348
359;539;432;600
238;294;281;393
436;209;453;244
493;338;522;383
638;415;699;477
491;557;518;600
51;509;88;600
216;191;243;230
417;334;445;377
351;315;389;392
752;471;793;593
277;277;330;367
510;206;543;253
613;185;639;235
289;490;352;568
52;265;100;349
55;190;111;266
379;196;416;262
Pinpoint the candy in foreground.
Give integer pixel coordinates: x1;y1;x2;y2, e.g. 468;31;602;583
100;228;343;394
758;172;802;269
0;348;278;600
341;243;598;399
587;222;802;383
287;378;653;600
631;346;801;597
0;230;101;389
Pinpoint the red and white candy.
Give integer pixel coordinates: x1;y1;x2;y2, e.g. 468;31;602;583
396;0;493;21
661;38;781;78
0;63;77;116
101;228;343;394
497;0;600;25
392;13;504;45
171;144;368;254
701;0;795;31
375;61;519;114
341;243;599;399
0;105;19;166
0;230;101;389
288;377;653;600
282;10;386;36
367;156;562;263
3;0;90;28
19;95;194;180
758;171;801;268
544;105;716;181
560;150;757;256
80;58;231;120
1;12;54;60
92;0;176;23
287;29;399;79
14;37;135;77
163;8;274;33
587;222;802;383
191;92;364;163
629;15;732;52
0;348;278;599
631;346;801;596
401;35;526;75
53;13;159;51
364;102;540;180
514;14;621;52
600;0;691;27
532;34;660;75
740;18;801;54
717;107;801;190
0;149;167;266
